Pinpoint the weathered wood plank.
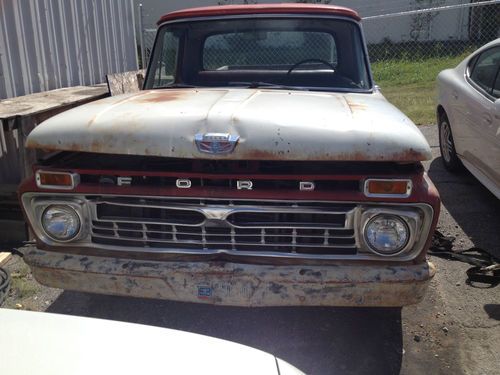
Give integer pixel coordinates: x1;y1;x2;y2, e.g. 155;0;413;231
106;70;146;96
0;252;11;266
0;84;108;121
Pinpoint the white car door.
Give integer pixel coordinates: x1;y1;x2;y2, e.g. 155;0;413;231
463;46;500;190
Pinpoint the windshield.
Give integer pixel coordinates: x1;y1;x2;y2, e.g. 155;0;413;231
145;17;372;92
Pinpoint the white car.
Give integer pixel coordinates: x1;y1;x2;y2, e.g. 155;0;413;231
437;38;500;199
0;309;303;375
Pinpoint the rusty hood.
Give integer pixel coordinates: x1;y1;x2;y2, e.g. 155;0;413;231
26;88;432;162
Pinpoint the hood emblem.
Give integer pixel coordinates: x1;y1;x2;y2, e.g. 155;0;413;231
195;133;239;154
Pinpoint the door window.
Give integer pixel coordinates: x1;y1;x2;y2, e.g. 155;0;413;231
469;46;500;97
492;67;500;99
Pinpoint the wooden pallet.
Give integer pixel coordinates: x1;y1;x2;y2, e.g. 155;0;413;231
0;252;11;266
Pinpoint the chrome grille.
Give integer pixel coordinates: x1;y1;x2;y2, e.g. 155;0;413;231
89;197;357;256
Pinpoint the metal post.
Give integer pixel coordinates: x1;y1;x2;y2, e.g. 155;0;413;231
138;3;146;69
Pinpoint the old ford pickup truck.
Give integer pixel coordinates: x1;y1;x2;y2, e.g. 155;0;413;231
19;4;439;306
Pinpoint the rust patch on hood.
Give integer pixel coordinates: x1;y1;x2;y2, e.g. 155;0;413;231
243;149;284;160
345;98;367;114
135;90;194;103
24;139;58;152
391;148;429;161
222;148;429;162
331;148;428;162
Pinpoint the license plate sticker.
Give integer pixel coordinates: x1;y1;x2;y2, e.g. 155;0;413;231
196;281;255;300
197;285;212;299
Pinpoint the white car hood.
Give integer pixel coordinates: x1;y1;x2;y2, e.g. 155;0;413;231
0;309;303;375
26;88;432;162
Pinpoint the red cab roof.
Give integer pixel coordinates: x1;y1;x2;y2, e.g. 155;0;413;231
157;3;360;25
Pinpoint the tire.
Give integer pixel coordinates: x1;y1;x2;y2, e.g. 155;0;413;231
438;113;462;172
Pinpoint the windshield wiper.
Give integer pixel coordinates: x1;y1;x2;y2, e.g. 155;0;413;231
156;82;308;91
156;83;198;89
228;81;308;90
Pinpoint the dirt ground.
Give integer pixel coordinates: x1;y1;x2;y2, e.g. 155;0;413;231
1;125;499;375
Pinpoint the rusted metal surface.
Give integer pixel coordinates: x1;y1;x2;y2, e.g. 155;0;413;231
23;247;435;307
26;88;432;162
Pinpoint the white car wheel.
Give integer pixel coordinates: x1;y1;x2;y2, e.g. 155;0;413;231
438;114;462;172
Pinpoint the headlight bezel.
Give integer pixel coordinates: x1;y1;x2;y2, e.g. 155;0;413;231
41;204;82;242
359;208;422;257
29;198;88;244
363;214;410;255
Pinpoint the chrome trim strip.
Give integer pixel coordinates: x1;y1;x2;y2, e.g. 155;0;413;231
95;199;354;214
91;224;355;238
93;199;353;229
91;233;356;249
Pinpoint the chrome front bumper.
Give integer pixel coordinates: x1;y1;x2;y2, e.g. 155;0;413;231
23;247;435;307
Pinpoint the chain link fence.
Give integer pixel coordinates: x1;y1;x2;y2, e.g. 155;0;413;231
141;29;157;68
365;0;500;62
138;1;499;68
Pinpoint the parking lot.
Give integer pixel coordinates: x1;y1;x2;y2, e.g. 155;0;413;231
2;125;498;375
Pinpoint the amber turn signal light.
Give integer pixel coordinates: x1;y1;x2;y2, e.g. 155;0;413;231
36;171;80;190
364;179;412;197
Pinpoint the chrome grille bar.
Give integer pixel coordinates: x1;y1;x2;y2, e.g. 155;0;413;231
90;233;355;249
91;224;354;238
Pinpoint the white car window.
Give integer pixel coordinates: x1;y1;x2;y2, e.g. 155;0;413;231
492;67;500;99
469;46;500;97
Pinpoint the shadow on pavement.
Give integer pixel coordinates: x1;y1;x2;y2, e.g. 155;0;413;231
48;292;402;375
484;304;500;321
427;157;500;258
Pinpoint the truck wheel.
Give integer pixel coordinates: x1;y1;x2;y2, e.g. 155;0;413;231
438;113;462;172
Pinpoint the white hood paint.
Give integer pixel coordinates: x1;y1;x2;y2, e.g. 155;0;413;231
26;88;432;162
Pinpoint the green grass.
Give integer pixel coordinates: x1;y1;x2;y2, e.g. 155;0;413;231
10;261;38;299
371;54;469;125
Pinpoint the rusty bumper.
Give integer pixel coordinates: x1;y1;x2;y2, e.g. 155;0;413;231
23;248;435;307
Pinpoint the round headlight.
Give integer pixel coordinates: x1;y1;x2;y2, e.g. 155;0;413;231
364;214;409;255
41;205;81;242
